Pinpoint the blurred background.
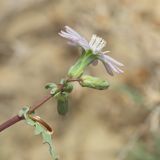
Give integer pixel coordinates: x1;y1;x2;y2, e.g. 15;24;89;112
0;0;160;160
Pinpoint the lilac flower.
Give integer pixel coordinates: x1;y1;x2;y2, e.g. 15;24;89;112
59;26;124;76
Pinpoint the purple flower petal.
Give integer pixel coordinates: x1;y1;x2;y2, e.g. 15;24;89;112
102;54;124;66
59;26;90;50
99;54;124;75
102;61;114;76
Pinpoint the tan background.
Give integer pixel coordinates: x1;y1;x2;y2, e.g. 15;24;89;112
0;0;160;160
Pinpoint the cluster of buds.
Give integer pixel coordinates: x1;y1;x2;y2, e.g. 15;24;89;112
46;26;124;116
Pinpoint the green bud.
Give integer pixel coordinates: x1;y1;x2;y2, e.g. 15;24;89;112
45;83;58;95
80;75;109;90
50;87;58;95
60;79;66;85
68;50;97;78
59;79;73;93
55;92;69;116
45;83;57;89
63;83;73;93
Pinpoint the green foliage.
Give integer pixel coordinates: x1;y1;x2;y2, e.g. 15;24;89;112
19;107;58;160
45;80;72;116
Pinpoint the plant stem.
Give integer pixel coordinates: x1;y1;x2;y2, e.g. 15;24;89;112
29;94;53;113
0;93;52;132
67;78;81;83
0;115;23;132
0;78;80;133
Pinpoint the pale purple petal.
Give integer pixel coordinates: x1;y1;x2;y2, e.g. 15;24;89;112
114;65;124;74
65;26;82;38
102;61;114;76
102;53;124;66
107;62;123;74
98;54;124;76
59;26;90;50
67;41;77;46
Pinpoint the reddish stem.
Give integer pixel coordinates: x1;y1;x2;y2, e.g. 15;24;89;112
0;115;23;132
29;94;52;113
0;93;52;132
67;78;81;82
0;78;80;133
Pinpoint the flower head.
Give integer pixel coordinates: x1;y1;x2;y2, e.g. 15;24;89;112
59;26;124;76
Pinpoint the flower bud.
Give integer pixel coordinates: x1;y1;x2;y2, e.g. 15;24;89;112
68;50;97;78
63;83;73;93
55;92;69;116
45;83;58;95
45;83;57;89
80;75;109;90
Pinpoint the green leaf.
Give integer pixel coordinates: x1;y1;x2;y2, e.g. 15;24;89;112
19;107;58;160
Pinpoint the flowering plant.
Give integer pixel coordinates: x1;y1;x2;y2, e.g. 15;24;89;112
59;26;124;76
0;26;124;160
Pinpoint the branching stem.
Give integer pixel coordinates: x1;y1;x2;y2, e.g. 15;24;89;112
0;93;52;132
0;77;80;133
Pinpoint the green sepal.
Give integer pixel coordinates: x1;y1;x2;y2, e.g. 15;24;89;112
18;106;58;160
68;50;97;78
80;75;109;90
55;92;69;116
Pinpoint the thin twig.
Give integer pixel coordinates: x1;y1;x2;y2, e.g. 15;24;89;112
29;94;52;113
0;93;52;132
